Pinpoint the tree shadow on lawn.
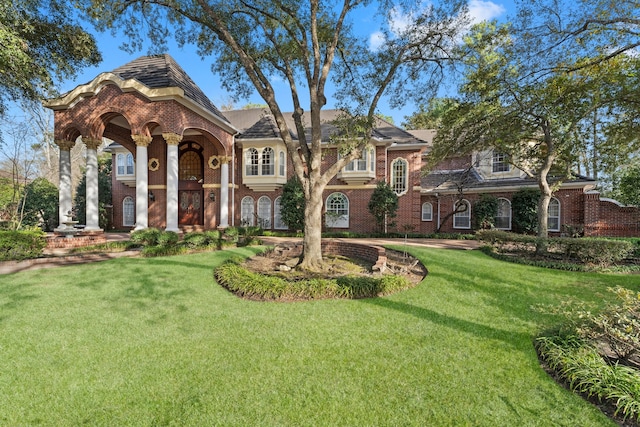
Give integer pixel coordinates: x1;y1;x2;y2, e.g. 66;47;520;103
361;297;530;351
0;283;38;324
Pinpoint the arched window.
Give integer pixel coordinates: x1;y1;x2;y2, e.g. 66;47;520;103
391;158;408;195
279;151;286;176
122;196;135;227
325;192;349;228
495;198;512;230
453;199;471;229
245;148;259;176
261;147;275;176
274;196;287;229
548;197;560;231
257;196;272;229
241;196;255;226
421;202;433;222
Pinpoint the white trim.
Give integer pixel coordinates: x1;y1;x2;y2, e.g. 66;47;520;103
421;202;433;221
453;199;471;229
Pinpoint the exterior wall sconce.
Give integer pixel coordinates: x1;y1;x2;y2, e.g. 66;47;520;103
149;191;155;202
209;191;215;202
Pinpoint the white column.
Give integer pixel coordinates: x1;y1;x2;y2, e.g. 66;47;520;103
83;137;102;231
219;158;230;228
55;140;75;230
132;135;152;230
163;132;182;232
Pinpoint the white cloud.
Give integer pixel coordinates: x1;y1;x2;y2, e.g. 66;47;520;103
369;31;386;51
468;0;506;25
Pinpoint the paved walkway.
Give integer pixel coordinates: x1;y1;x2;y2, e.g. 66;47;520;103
0;234;480;275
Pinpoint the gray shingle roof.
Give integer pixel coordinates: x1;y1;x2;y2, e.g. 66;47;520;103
111;54;230;125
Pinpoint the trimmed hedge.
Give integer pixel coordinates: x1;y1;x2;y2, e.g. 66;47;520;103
0;230;47;261
214;259;412;301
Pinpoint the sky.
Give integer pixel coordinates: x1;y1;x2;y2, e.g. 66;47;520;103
51;0;512;128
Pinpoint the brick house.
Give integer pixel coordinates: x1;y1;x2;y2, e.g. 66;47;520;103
45;54;639;237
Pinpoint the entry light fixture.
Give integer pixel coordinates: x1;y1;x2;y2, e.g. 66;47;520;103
209;191;216;202
149;191;155;202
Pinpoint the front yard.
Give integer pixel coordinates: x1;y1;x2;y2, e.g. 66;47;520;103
0;245;637;426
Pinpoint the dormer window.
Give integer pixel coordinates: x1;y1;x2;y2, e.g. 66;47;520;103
242;143;287;191
492;151;510;173
337;146;376;185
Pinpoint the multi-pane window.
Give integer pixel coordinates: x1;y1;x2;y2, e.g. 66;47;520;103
492;151;510;172
273;196;287;229
257;196;272;229
116;153;134;176
421;202;433;221
279;151;286;176
261;147;275;176
241;196;255;226
179;151;203;181
495;198;512;230
122;196;135;226
345;146;374;172
325;192;349;228
548;198;560;231
453;200;471;229
391;158;408;195
245;148;259;176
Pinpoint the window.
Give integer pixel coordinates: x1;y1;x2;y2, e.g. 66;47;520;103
344;146;375;172
391;158;408;195
548;197;560;231
325;193;349;228
421;202;433;221
257;196;272;229
495;198;512;230
241;196;255;226
453;200;471;229
279;151;285;176
492;151;510;173
116;153;134;176
245;148;259;176
122;196;135;227
274;196;287;229
261;147;275;176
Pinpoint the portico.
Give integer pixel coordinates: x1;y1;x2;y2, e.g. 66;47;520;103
45;54;237;233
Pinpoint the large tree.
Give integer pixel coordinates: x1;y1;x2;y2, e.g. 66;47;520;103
83;0;468;269
431;21;640;252
0;0;101;115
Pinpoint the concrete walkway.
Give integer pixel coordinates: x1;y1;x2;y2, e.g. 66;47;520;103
0;234;480;275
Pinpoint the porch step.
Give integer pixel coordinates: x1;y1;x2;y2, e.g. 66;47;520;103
180;225;206;233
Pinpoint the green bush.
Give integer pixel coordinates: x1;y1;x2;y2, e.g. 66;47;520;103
182;232;209;249
214;260;412;300
473;194;498;230
512;188;540;234
559;238;633;266
130;228;161;246
0;230;47;261
156;230;179;247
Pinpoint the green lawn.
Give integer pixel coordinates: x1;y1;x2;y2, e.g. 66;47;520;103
1;246;638;426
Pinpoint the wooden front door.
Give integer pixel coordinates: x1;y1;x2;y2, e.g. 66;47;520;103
179;190;202;225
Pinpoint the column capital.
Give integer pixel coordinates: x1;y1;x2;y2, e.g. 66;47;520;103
162;132;183;146
55;139;75;151
220;156;232;165
82;137;102;150
131;134;152;147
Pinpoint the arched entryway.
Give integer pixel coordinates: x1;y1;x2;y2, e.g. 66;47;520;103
178;141;204;226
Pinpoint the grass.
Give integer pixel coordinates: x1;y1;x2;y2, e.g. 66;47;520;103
1;246;639;426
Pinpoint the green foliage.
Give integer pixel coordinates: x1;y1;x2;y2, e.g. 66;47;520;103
473;193;498;230
156;230;179;247
367;181;398;233
611;164;640;206
560;238;633;267
0;230;46;260
130;228;161;246
214;260;412;301
536;334;640;423
401;97;459;129
74;156;112;229
512;188;540;234
0;1;101;114
20;178;58;231
280;176;305;231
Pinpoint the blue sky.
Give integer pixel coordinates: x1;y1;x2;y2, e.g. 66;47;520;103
58;0;513;127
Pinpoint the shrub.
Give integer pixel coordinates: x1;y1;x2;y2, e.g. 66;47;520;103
156;230;179;247
182;232;209;249
559;238;633;267
0;230;47;261
512;188;540;234
473;194;498;230
130;228;161;246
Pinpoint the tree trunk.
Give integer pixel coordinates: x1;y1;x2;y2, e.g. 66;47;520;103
536;178;553;255
299;182;325;271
